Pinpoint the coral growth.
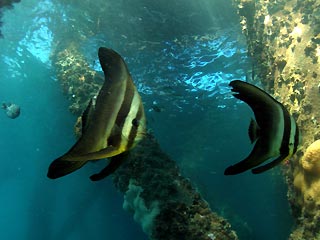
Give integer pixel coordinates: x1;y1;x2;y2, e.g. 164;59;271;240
52;42;103;115
300;140;320;175
123;180;160;235
293;140;320;206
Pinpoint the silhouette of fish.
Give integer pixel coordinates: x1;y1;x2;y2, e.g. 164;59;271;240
47;47;146;181
224;80;299;175
2;102;20;119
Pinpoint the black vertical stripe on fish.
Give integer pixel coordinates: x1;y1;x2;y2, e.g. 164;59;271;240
121;89;144;148
90;88;144;180
47;47;146;180
107;78;134;149
104;85;144;153
224;80;299;175
251;104;292;174
279;105;292;155
116;80;135;129
293;124;300;154
126;102;144;150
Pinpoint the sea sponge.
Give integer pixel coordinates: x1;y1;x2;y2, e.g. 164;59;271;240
300;140;320;174
123;180;160;236
293;140;320;207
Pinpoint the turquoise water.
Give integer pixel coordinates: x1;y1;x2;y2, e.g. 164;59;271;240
0;0;292;239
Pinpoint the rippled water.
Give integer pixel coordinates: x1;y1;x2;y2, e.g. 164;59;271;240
0;1;293;239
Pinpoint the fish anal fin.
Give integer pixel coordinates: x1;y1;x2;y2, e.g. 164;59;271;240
251;154;287;174
224;139;272;175
248;118;260;143
47;158;87;179
90;153;127;181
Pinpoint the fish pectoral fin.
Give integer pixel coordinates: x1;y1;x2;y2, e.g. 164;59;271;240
47;158;87;179
90;153;128;181
224;139;272;175
251;154;287;174
248;118;260;143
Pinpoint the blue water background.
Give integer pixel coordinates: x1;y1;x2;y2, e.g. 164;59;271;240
0;0;293;239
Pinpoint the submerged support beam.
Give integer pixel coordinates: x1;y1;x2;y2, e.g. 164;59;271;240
234;0;320;238
114;134;238;240
52;43;238;240
0;0;21;37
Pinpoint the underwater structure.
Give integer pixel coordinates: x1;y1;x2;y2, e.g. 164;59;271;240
51;43;238;239
0;0;21;37
233;0;320;239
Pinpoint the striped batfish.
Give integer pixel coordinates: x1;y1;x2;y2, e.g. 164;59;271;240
47;47;146;181
224;80;299;175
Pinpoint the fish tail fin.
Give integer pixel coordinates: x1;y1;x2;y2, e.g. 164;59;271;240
47;157;87;179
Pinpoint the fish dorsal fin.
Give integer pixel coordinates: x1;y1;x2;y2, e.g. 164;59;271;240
81;99;94;133
248;118;260;143
229;80;282;133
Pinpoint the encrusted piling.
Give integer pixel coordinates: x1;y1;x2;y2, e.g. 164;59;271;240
233;0;320;238
0;0;21;37
51;43;238;240
114;133;238;240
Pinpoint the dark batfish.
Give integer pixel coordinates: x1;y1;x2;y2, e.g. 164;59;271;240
224;80;299;175
2;103;20;119
47;47;146;181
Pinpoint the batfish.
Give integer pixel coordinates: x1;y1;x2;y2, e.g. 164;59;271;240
47;47;146;181
224;80;299;175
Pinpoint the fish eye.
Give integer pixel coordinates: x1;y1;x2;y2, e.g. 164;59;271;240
132;119;139;127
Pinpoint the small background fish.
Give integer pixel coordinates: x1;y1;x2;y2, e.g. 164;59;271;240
2;102;20;119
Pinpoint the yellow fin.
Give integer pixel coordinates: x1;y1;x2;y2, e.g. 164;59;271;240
62;145;123;162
